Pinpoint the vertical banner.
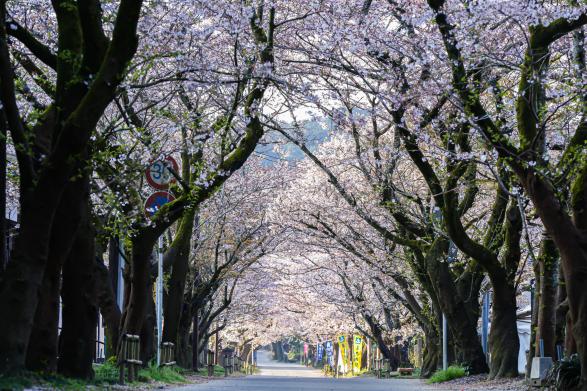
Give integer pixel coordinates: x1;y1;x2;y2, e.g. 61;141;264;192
325;341;334;366
338;335;350;372
353;335;363;373
316;343;324;363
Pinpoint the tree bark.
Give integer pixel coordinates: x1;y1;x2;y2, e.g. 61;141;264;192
176;298;193;368
421;326;440;378
555;264;568;356
0;2;143;371
119;234;156;352
25;176;87;372
57;201;98;379
535;234;557;359
162;208;196;346
140;289;155;366
518;170;587;389
192;306;200;371
488;280;520;379
95;255;121;360
425;239;488;374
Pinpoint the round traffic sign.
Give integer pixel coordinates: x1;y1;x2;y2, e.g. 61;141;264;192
144;191;176;217
146;156;179;190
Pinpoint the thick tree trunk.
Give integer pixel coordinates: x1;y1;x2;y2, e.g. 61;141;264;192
426;240;488;374
566;308;578;356
0;10;142;369
192;307;200;371
363;312;399;369
95;257;121;359
162;208;196;346
57;203;98;379
526;268;539;377
488;281;520;379
421;327;440;378
119;234;156;359
108;238;120;300
176;299;193;368
140;290;155;366
272;342;284;361
535;235;557;359
26;177;87;372
24;258;62;373
555;263;567;356
518;171;587;389
0;182;68;372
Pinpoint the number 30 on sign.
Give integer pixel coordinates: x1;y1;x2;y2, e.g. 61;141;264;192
146;156;179;190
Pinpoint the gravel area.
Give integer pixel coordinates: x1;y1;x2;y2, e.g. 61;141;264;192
431;374;527;391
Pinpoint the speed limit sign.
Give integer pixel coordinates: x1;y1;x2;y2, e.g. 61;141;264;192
146;156;179;190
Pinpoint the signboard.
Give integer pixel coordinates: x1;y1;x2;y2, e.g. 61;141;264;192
145;156;179;190
316;343;324;363
325;341;334;365
144;191;175;217
353;335;363;373
338;335;350;372
303;343;309;356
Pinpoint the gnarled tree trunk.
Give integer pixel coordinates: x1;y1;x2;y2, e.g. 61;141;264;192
57;201;98;379
488;280;520;379
26;176;87;372
162;208;196;346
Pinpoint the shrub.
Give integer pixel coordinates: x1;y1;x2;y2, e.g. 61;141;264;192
427;365;466;384
138;363;186;384
546;354;581;391
93;357;119;384
197;364;226;377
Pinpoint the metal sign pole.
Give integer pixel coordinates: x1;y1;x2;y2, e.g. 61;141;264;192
482;291;490;359
156;236;163;366
117;239;125;310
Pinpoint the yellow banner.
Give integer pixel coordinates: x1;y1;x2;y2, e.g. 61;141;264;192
353;335;363;373
338;335;350;370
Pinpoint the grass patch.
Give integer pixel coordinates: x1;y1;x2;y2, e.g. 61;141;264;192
0;359;187;390
0;372;88;391
427;365;466;384
196;364;226;377
93;358;119;384
138;363;186;383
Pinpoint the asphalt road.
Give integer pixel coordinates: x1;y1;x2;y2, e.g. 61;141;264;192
171;350;436;391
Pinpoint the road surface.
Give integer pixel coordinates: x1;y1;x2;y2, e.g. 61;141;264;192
172;350;436;391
